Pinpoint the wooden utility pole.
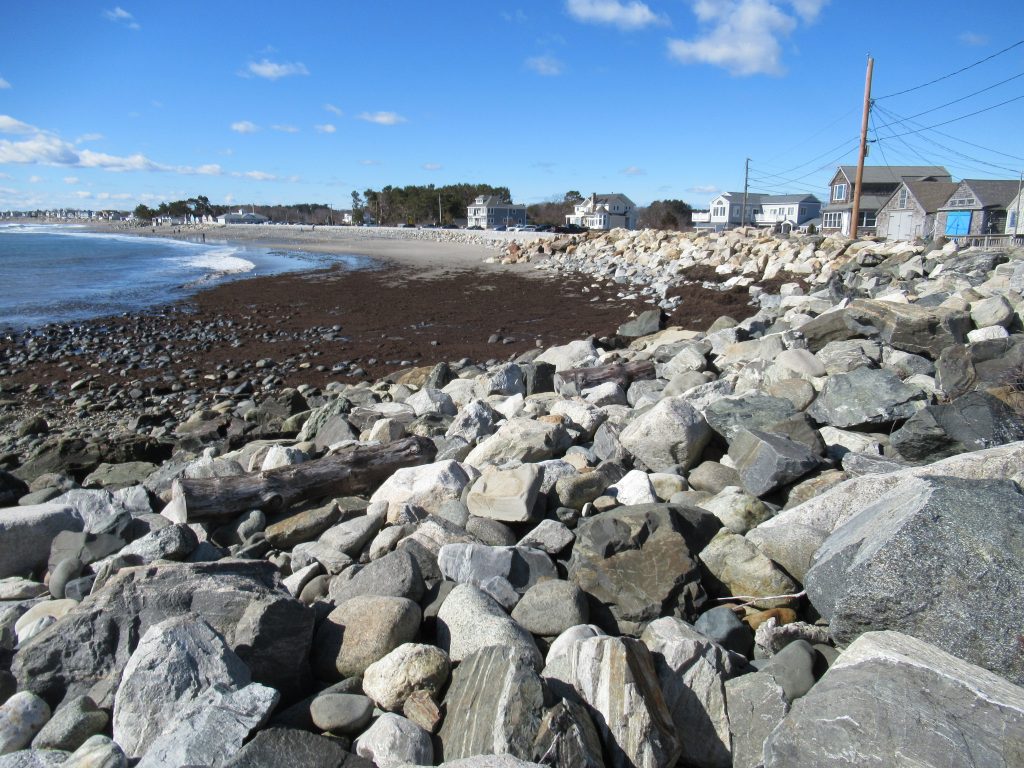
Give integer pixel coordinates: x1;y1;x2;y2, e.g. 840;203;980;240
849;56;875;239
741;158;751;228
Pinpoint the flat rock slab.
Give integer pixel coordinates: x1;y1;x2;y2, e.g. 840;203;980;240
805;475;1024;685
763;631;1024;767
439;644;544;762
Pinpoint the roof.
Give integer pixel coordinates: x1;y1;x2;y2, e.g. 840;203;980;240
719;192;768;204
473;195;524;209
836;165;951;184
762;194;821;205
823;193;892;212
590;193;636;207
960;179;1022;208
900;181;959;213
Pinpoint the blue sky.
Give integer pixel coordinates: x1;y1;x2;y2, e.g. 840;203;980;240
1;1;1022;212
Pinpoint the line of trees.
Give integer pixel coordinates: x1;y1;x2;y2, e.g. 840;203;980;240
354;183;511;226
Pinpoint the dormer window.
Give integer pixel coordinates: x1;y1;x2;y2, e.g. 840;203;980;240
833;183;847;201
897;187;909;209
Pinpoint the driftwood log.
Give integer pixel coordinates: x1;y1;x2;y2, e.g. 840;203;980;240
554;360;656;396
163;435;437;524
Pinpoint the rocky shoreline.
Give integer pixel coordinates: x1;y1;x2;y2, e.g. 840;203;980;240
0;227;1022;767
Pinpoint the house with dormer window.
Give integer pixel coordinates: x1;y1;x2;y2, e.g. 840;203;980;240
566;193;637;230
467;195;527;229
821;165;951;236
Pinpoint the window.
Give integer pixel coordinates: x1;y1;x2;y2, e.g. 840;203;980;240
897;187;909;209
948;195;976;207
859;210;877;228
713;205;726;217
800;206;806;216
789;207;795;216
823;211;843;229
833;183;847;201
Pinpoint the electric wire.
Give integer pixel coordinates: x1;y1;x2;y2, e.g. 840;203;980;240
873;70;1024;129
880;93;1024;139
875;38;1024;100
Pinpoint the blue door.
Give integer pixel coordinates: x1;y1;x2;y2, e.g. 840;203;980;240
945;211;971;236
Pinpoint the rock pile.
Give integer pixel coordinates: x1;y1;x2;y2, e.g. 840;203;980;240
0;230;1023;766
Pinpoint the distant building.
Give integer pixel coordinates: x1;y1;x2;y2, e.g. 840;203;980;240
936;179;1022;237
692;192;820;232
217;209;269;225
467;195;526;229
1004;187;1024;236
566;193;637;230
876;180;958;241
821;165;951;236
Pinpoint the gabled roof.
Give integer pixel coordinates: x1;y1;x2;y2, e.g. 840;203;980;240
718;192;768;204
474;195;524;209
959;179;1022;208
762;194;821;205
590;193;636;207
899;181;959;214
835;165;951;185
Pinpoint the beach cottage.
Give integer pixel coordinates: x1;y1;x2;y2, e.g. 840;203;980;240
876;180;958;241
821;165;951;236
935;179;1021;238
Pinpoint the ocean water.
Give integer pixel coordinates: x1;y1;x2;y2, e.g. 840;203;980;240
0;224;368;330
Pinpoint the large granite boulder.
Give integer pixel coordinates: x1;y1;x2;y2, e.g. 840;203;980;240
619;397;712;472
437;544;555;602
890;389;1024;462
438;644;544;762
112;615;252;758
702;394;800;442
369;460;472;517
804;475;1024;684
223;727;366;768
568;504;716;633
12;560;293;707
312;596;421;680
727;429;820;497
641;617;747;768
0;504;82;579
806;366;927;429
435;584;543;670
567;636;681;768
763;631;1024;767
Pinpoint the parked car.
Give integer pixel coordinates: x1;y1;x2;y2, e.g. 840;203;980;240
466;225;483;230
535;224;553;232
554;224;587;234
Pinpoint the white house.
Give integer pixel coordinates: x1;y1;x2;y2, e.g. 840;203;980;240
467;195;527;229
566;193;637;230
692;192;820;231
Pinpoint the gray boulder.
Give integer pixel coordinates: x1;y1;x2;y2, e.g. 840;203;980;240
12;560;290;706
890;389;1024;462
702;394;799;442
530;699;604;768
0;504;81;578
728;429;820;497
619;397;712;471
763;631;1024;767
724;668;791;768
439;644;544;762
641;617;747;768
511;579;589;637
568;636;681;768
134;682;278;768
31;695;106;752
112;614;251;758
329;548;424;604
805;475;1024;684
435;584;543;670
312;596;421;680
806;366;927;429
355;713;433;767
222;727;361;767
438;543;556;600
568;504;715;633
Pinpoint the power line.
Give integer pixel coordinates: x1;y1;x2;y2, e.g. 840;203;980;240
757;107;859;167
875;103;1024;163
869;110;894;170
751;135;860;181
875;38;1024;100
881;93;1024;139
873;70;1024;129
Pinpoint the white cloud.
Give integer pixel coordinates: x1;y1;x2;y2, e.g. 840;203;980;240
503;9;528;23
0;77;10;90
241;170;277;181
63;176;79;185
195;164;223;176
566;0;666;29
422;163;442;171
224;193;235;204
94;192;133;201
314;124;336;134
245;59;310;80
74;190;92;199
324;103;343;116
272;124;300;133
525;55;564;76
360;159;381;166
75;133;104;143
231;121;259;134
0;116;36;134
28;176;42;183
668;0;820;76
959;31;988;46
621;165;645;176
687;184;720;194
358;112;407;126
104;7;140;29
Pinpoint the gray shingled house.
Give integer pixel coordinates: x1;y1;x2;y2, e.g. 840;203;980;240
876;180;958;241
936;179;1022;237
821;165;951;236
